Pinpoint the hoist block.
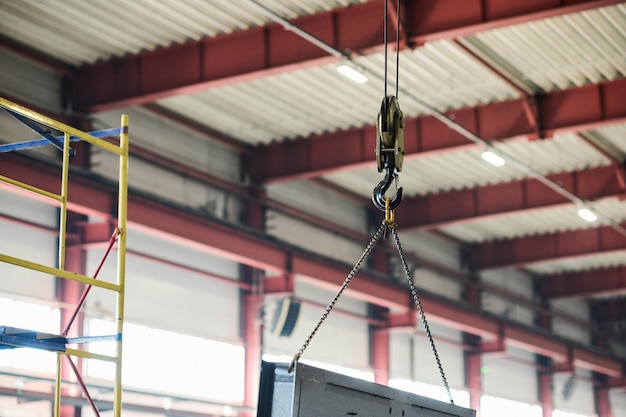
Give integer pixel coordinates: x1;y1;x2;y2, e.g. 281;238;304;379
376;95;405;173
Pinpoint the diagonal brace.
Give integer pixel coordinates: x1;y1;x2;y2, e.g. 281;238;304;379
3;108;75;156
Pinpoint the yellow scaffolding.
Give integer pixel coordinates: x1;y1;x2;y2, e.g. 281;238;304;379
0;97;129;417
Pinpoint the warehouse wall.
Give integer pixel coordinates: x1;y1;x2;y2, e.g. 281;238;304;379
263;281;370;370
84;227;241;342
0;190;57;300
0;49;62;114
92;107;243;222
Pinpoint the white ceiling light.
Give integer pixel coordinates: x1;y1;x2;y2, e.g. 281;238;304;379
336;64;368;84
481;150;505;167
577;207;597;222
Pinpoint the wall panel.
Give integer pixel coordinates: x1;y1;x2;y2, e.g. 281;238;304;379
481;348;538;404
0;191;57;299
390;323;464;390
263;281;369;370
0;49;61;114
84;226;241;342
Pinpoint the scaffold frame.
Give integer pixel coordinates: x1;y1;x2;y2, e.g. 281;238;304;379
0;97;129;417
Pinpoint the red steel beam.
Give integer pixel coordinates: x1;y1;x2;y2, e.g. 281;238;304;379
251;79;626;183
593;297;626;321
397;165;626;231
1;153;623;377
70;0;620;111
476;228;626;271
541;266;626;299
468;225;626;271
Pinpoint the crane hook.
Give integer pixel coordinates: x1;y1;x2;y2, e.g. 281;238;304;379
372;162;403;212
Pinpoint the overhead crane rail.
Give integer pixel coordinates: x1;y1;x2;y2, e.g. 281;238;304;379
0;97;129;417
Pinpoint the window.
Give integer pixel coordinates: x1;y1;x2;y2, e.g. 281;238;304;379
0;297;59;373
481;395;542;417
389;377;470;408
88;318;245;402
262;353;375;382
553;410;588;417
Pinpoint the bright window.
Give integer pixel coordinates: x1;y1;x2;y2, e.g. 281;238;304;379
262;353;375;382
88;318;245;403
553;410;589;417
0;297;59;373
389;378;470;408
481;395;542;417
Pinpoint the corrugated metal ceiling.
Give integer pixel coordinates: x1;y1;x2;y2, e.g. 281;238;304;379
156;42;519;144
322;131;611;198
0;0;372;65
460;3;626;93
0;0;624;275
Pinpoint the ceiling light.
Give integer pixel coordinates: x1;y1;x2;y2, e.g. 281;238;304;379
336;64;368;84
481;150;505;167
577;207;597;222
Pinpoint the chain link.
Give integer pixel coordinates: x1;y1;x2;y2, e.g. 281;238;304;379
288;220;455;405
288;222;387;372
391;226;455;405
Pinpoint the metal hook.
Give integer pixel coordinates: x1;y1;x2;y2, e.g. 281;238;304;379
372;165;403;212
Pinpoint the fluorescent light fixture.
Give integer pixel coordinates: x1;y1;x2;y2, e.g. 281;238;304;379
337;64;368;84
481;150;505;167
577;207;597;222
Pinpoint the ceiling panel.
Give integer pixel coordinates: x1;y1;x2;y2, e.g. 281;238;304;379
459;3;626;93
0;0;373;65
321;131;611;199
437;198;626;244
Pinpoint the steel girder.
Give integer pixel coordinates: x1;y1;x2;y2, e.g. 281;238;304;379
396;165;626;231
541;266;626;299
71;0;622;111
468;225;626;271
1;152;623;378
250;79;626;182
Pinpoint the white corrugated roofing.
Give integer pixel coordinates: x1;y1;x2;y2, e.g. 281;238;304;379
526;250;626;276
0;0;372;65
322;131;611;198
157;42;519;144
460;3;626;93
438;198;626;244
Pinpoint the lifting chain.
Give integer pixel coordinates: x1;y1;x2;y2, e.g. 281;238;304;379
288;211;454;405
390;226;454;405
288;222;387;373
288;0;454;406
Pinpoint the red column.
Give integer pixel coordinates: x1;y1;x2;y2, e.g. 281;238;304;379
242;290;263;417
370;241;390;385
241;186;266;416
538;371;553;417
57;119;91;416
464;272;482;415
594;386;614;417
465;350;482;413
536;290;554;417
59;213;88;417
372;327;389;384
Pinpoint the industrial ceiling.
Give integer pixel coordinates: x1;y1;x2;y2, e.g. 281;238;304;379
1;0;625;376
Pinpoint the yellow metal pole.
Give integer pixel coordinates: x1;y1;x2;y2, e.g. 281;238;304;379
59;132;70;270
113;114;129;417
0;254;121;291
54;354;62;417
54;132;71;417
0;174;63;202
